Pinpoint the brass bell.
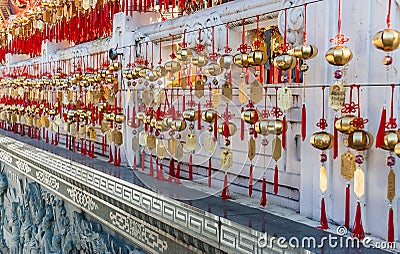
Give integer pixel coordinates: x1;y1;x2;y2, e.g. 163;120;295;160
372;29;400;52
156;120;170;132
255;120;270;135
183;109;198;122
205;63;222;76
348;130;374;151
154;66;167;77
217;122;237;136
109;61;122;72
292;44;318;60
248;50;268;66
191;54;209;67
145;69;159;82
163;116;174;128
202;110;218;123
171;119;187;131
382;130;400;151
218;54;233;69
394;142;400;158
114;113;125;124
241;109;258;124
132;67;142;79
325;45;353;66
310;131;334;150
267;120;284;135
273;54;297;71
335;115;358;134
176;48;193;62
106;113;115;122
164;60;181;73
233;53;250;68
139;68;148;78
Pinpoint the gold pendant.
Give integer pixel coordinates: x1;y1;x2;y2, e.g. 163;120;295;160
139;131;148;147
221;82;233;102
203;134;216;155
70;123;78;137
146;134;156;150
341;151;356;181
195;79;205;98
354;166;365;199
250;80;263;103
248;137;256;161
212;88;220;108
320;165;328;194
387;169;396;202
142;89;154;107
168;138;177;155
174;141;184;161
154;88;165;105
88;126;97;141
114;131;123;146
131;136;139;151
272;137;282;161
185;133;197;152
221;148;233;170
156;140;167;159
277;85;293;111
328;82;346;111
239;79;247;104
100;119;109;133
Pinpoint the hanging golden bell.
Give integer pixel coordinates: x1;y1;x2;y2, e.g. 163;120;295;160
182;109;198;122
394;142;400;158
205;63;222;76
241;108;258;124
233;53;250;68
292;44;318;60
163;116;174;128
248;50;268;66
372;29;400;52
176;48;193;62
171;119;187;131
202;109;218;123
154;66;167;77
325;45;353;66
139;68;148;78
348;130;374;151
218;54;233;69
109;61;122;72
156;120;170;132
191;54;209;67
145;69;159;82
267;120;284;135
310;131;334;150
255;120;270;135
273;54;296;71
164;60;181;73
218;122;237;136
335;115;358;134
382;130;400;151
114;113;125;124
132;67;142;79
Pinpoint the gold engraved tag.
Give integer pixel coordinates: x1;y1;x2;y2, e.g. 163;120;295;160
212;88;220;108
139;131;148;147
248;137;256;160
354;167;365;199
100;119;109;133
277;85;293;111
114;131;123;146
131;136;139;151
221;148;233;170
195;79;205;98
168;138;177;155
88;126;97;141
146;134;156;150
203;134;217;155
142;89;153;107
341;151;356;180
221;82;232;102
272;137;282;161
239;79;247;104
154;88;165;105
185;133;197;152
250;80;263;103
156;140;167;159
387;170;396;202
329;82;346;111
320;165;328;194
175;141;184;160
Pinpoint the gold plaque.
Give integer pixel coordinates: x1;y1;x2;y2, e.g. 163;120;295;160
320;165;328;194
212;88;220;108
156;140;167;159
387;169;396;202
221;148;233;169
277;85;293;111
250;80;263;103
146;134;156;150
168;138;177;155
203;134;217;155
248;137;256;160
354;166;365;199
221;82;233;102
175;141;184;160
88;126;97;141
341;151;356;181
132;136;139;151
100;119;109;133
154;88;165;105
114;131;123;146
328;82;346;111
272;137;282;161
195;79;205;98
142;89;153;107
239;79;247;104
139;131;148;146
185;133;197;152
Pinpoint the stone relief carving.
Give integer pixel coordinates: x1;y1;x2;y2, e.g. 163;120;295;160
278;0;304;46
0;167;143;254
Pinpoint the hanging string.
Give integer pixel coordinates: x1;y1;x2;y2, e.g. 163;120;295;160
387;0;392;28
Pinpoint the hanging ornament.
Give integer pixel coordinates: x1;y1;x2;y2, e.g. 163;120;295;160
234;19;251;68
205;26;222;76
192;28;209;67
248;16;268;67
176;29;193;62
274;8;296;71
202;107;218;188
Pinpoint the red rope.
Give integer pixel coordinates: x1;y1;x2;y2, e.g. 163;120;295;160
387;0;392;28
303;3;308;44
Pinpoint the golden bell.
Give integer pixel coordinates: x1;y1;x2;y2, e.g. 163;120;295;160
106;113;115;122
335;115;358;134
372;29;400;52
233;53;250;68
114;113;125;124
156;120;170;132
382;130;400;151
176;48;193;62
132;67;142;78
154;66;167;77
139;68;148;78
267;120;284;135
145;70;159;82
310;131;334;150
273;54;297;71
325;45;353;66
201;109;218;123
348;130;374;151
218;54;233;69
248;50;268;66
292;44;318;60
164;61;181;73
218;122;237;136
163;116;174;128
109;62;122;72
205;63;222;76
394;142;400;158
255;120;270;135
241;109;258;124
191;54;209;67
182;109;198;122
171;119;187;131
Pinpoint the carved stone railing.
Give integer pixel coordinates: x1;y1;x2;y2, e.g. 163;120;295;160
0;134;310;254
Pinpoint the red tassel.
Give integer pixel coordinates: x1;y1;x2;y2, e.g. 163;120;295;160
133;154;137;170
253;110;258;138
102;136;105;154
273;165;278;195
345;184;350;228
189;154;193;180
113;145;117;164
376;107;386;148
295;59;300;83
317;197;329;229
282;116;286;150
221;173;231;199
141;150;145;171
351;202;365;239
131;106;136;128
208;158;212;187
168;158;175;181
388;207;394;242
197;103;201;130
301;104;306;141
66;133;69;148
260;177;267;207
334;116;338;159
174;163;181;184
240;107;244;141
248;165;253;197
157;159;166;180
149;154;154;176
